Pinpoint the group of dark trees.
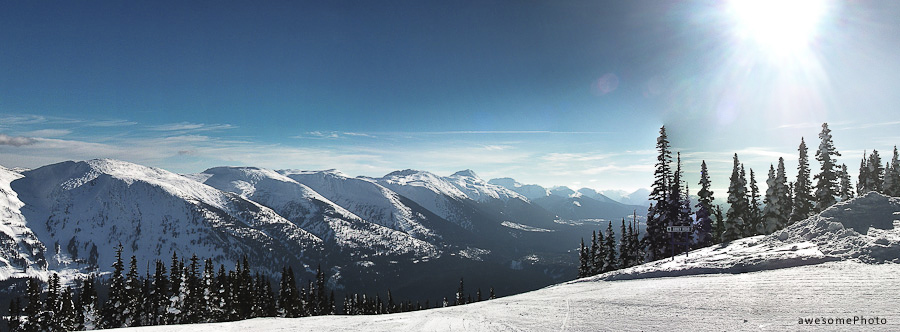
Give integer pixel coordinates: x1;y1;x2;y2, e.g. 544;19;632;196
577;123;900;275
341;277;494;315
5;244;493;331
576;218;641;278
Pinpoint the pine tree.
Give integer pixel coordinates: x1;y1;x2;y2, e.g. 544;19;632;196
102;243;127;328
747;168;762;236
278;267;299;318
714;205;725;242
148;260;168;325
695;161;715;247
58;287;76;332
761;163;790;235
77;276;100;330
645;126;673;261
202;258;222;322
775;158;793;222
455;278;465;306
866;150;884;194
603;221;617;272
839;164;854;201
124;255;143;327
886;146;900;196
857;152;870;195
618;219;630;268
40;273;60;331
7;297;22;332
23;278;42;332
590;230;603;275
813;123;841;212
577;238;589;278
792;138;815;222
724;154;749;242
489;287;496;300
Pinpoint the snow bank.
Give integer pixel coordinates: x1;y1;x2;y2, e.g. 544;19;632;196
596;192;900;281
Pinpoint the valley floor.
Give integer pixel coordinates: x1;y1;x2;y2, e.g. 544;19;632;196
120;260;899;331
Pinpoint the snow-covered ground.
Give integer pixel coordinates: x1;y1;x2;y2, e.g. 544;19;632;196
118;261;899;332
116;192;900;331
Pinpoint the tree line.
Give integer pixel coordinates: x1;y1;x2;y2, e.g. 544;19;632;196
578;123;900;277
6;244;493;331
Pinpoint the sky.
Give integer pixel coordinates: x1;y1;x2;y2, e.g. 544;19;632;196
2;1;900;195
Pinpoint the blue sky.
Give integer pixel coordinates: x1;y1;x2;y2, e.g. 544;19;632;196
2;1;900;194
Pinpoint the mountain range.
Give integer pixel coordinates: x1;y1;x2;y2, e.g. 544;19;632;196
0;159;647;301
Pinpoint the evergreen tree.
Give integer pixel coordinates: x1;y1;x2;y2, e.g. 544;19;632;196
58;287;76;332
724;154;749;241
577;238;589;278
40;273;60;331
7;297;22;332
714;205;725;242
102;243;127;328
618;219;630;268
866;150;884;194
23;278;42;332
775;158;793;222
77;276;100;330
857;151;870;195
489;287;496;300
813;123;841;211
455;278;465;306
124;255;143;327
839;164;854;201
602;221;617;272
695;161;715;247
886;146;900;196
645;126;673;261
202;258;222;322
747;169;762;236
590;230;604;275
148;260;168;325
761;164;789;235
278;267;299;318
792;138;815;222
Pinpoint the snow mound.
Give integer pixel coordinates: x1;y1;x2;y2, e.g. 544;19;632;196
596;192;900;281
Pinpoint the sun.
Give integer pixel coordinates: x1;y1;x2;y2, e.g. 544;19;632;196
728;0;830;57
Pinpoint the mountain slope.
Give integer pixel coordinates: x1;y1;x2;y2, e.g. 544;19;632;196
10;159;324;277
0;167;47;280
199;166;436;257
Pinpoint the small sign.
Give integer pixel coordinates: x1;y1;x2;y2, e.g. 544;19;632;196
666;226;693;233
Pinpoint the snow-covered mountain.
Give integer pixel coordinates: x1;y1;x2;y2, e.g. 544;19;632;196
445;170;526;203
117;192;900;332
487;178;549;200
198;167;436;258
488;177;646;223
10;159;324;278
0;166;47;280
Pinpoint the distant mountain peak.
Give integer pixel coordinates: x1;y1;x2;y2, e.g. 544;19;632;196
451;169;479;178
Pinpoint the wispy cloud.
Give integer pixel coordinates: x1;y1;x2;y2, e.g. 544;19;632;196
0;134;37;146
149;122;236;132
22;129;71;137
87;119;138;127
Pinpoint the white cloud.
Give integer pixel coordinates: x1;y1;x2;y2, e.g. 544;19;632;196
149;122;236;132
0;134;36;146
22;129;71;137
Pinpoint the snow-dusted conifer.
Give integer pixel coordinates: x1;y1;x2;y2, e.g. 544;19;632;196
603;221;618;272
792;138;814;222
577;238;589;278
645;126;673;261
78;276;100;330
618;219;630;268
102;243;127;328
775;158;792;220
866;150;884;193
886;146;900;196
724;154;749;241
857;152;869;195
590;230;604;275
813;123;841;211
839;164;854;201
455;278;465;306
23;278;42;332
747;168;761;236
695;160;715;247
761;164;786;234
124;255;143;327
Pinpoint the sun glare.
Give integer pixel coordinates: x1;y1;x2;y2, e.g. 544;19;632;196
728;0;829;57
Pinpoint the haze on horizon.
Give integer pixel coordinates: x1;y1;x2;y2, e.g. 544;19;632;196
2;0;900;194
